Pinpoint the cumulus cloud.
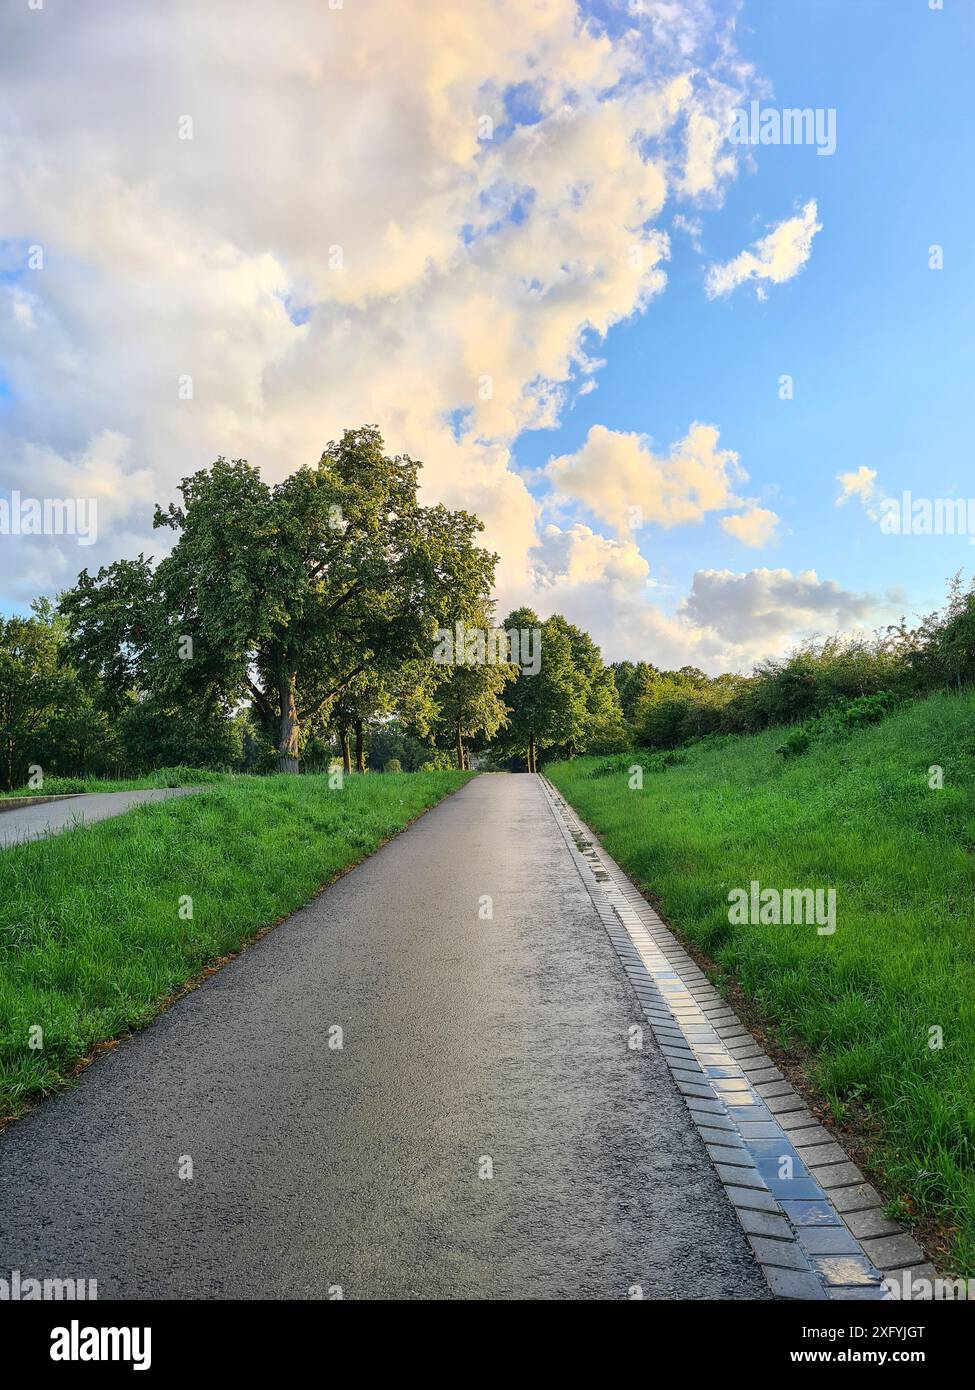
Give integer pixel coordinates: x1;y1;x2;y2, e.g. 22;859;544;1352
0;0;755;605
680;567;881;645
835;466;879;505
525;526;889;672
545;421;779;542
719;505;779;547
705;199;821;298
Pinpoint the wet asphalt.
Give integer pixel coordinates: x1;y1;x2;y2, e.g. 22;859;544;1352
0;774;767;1300
0;787;202;849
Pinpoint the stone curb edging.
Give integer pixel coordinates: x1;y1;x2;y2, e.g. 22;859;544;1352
539;775;937;1302
0;794;85;814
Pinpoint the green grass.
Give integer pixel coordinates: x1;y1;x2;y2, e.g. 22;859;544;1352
0;770;470;1117
547;692;975;1273
1;765;233;796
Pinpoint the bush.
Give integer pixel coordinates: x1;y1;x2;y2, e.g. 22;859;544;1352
777;692;897;758
384;758;402;773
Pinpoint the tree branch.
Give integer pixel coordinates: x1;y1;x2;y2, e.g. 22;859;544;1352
298;663;368;723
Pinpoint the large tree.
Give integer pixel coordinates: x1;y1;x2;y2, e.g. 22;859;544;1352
61;427;497;771
428;607;513;769
498;608;579;771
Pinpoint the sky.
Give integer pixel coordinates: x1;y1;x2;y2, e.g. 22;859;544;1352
1;0;973;673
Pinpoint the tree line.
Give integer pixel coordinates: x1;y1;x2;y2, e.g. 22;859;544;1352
3;427;973;789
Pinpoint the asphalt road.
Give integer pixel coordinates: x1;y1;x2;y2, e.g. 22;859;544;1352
0;774;767;1300
0;787;202;849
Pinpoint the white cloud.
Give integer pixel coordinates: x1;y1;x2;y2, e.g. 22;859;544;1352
835;466;879;506
680;567;882;645
525;526;890;673
719;505;779;548
545;421;780;543
0;0;755;606
705;199;822;299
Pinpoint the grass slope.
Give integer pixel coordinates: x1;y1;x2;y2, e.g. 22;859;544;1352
1;765;231;796
0;770;469;1118
547;692;975;1273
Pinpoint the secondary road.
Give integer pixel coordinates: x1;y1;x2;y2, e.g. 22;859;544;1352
0;775;767;1299
0;787;201;849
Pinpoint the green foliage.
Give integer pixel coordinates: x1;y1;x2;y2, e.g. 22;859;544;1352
383;758;402;773
777;691;897;758
60;427;497;772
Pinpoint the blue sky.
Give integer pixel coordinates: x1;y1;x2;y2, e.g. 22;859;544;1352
1;0;971;670
514;0;975;628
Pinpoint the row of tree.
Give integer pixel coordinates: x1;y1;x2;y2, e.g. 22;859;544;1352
3;427;974;789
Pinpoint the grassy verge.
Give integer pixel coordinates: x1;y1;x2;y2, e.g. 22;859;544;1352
546;692;975;1273
1;766;232;796
0;770;470;1118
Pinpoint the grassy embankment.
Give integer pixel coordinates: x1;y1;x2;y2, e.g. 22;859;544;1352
0;770;470;1118
546;692;975;1273
0;765;230;796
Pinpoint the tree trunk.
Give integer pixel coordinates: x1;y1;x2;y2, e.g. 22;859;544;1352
341;729;352;776
277;670;300;773
455;720;465;771
354;717;366;773
528;728;536;773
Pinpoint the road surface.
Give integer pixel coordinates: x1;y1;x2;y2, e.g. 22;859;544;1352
0;787;202;849
0;774;766;1299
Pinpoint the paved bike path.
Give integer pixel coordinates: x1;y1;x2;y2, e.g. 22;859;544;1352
0;774;766;1300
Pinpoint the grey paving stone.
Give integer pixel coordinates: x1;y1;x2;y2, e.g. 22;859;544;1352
798;1143;849;1168
742;1068;785;1086
797;1226;863;1256
671;1067;707;1083
815;1163;866;1190
716;1163;766;1189
781;1123;833;1147
860;1233;926;1270
755;1080;796;1099
691;1111;735;1131
781;1199;843;1227
811;1255;881;1287
699;1126;744;1146
724;1184;782;1214
677;1080;716;1098
738;1208;794;1241
765;1093;810;1116
748;1236;810;1270
687;1098;726;1116
763;1267;828;1300
842;1208;904;1241
707;1144;753;1166
829;1183;884;1214
737;1122;784;1140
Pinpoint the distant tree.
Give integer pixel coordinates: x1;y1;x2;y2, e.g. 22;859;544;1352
498;608;580;771
61;427;497;771
430;635;512;769
545;616;628;756
0;600;113;789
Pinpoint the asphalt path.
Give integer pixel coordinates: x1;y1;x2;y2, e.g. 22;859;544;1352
0;787;202;849
0;774;766;1300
